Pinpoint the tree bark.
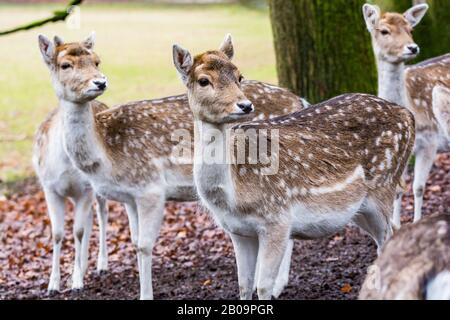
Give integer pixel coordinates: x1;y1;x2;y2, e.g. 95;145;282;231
269;0;377;104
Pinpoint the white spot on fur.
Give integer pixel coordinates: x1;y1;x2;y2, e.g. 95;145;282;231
309;166;364;196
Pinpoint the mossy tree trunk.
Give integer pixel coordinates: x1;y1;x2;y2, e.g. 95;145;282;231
269;0;377;104
380;0;450;60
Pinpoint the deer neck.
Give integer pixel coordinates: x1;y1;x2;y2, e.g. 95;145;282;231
60;99;108;175
193;120;236;213
376;58;407;107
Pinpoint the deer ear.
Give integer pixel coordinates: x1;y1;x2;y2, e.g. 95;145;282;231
219;34;234;60
173;44;193;85
53;35;64;47
83;32;96;50
362;4;380;32
404;4;428;28
38;34;55;66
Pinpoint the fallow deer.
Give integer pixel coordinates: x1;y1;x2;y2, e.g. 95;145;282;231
363;4;450;226
433;85;450;140
37;34;307;299
34;35;110;293
359;213;450;300
173;37;415;299
33;103;110;293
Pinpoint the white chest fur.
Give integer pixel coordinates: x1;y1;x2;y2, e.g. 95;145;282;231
193;121;251;234
34;115;91;198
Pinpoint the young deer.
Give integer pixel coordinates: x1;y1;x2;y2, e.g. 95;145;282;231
35;35;110;293
363;4;450;226
37;34;307;299
33;101;109;293
359;213;450;300
173;39;415;299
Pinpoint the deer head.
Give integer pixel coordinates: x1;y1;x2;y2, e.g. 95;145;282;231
363;3;429;64
38;33;107;103
172;34;253;124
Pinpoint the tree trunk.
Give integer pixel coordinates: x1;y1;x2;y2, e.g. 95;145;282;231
269;0;377;104
385;0;450;61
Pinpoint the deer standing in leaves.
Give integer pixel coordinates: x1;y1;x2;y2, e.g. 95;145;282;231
363;3;450;226
37;34;307;298
173;36;415;300
34;34;109;293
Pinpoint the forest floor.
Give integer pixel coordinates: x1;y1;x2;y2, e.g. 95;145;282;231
0;154;449;300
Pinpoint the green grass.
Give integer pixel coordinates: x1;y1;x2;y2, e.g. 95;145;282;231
0;3;277;183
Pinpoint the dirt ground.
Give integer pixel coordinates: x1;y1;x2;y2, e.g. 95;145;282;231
0;154;449;300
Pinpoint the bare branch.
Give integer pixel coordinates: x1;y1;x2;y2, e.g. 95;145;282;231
0;0;83;36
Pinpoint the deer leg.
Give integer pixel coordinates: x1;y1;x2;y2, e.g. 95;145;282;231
125;202;141;272
354;196;393;255
256;225;290;300
44;188;65;293
95;195;108;273
392;170;407;228
230;233;258;300
273;239;293;298
80;207;93;276
125;203;139;246
253;239;293;297
413;141;438;223
136;194;165;300
393;192;402;229
72;194;94;290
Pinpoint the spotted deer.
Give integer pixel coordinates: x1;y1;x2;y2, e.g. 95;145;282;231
363;4;450;226
359;213;450;300
34;35;110;293
33;102;110;293
173;38;415;299
37;34;307;299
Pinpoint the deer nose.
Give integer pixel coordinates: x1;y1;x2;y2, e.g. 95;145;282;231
237;100;253;114
408;44;419;54
94;80;107;90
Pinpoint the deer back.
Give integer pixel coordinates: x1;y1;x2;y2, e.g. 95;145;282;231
230;94;415;215
406;54;450;132
94;81;305;185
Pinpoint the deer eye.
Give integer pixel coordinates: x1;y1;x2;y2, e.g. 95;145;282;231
61;63;72;70
238;75;244;83
381;29;390;36
95;61;100;67
198;78;210;87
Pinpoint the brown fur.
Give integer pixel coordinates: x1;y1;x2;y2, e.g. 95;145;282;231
231;94;415;219
406;54;450;132
40;41;306;187
40;36;315;299
177;43;415;299
52;42;102;102
187;51;247;123
94;81;305;185
375;13;414;60
180;49;414;224
359;213;450;300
